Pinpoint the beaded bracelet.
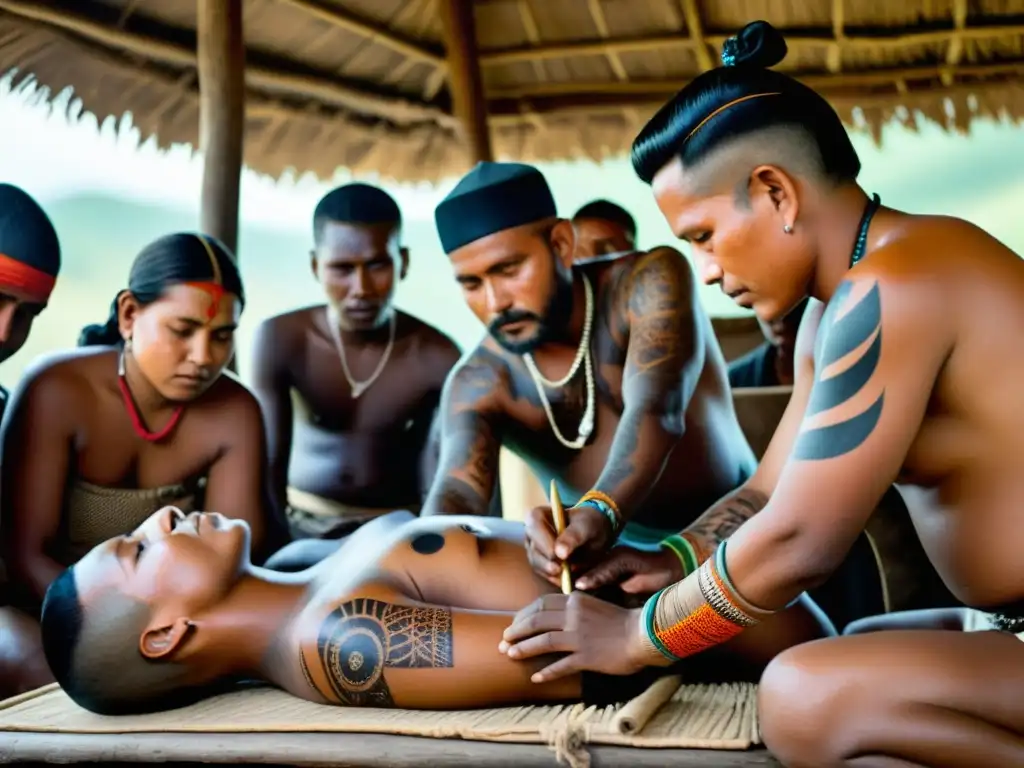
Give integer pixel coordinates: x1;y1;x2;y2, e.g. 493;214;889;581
574;489;623;535
640;588;680;663
645;541;775;660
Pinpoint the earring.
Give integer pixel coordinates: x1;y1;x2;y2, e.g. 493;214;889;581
118;337;132;377
783;224;793;234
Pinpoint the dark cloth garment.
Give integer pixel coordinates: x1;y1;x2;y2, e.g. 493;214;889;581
727;342;779;389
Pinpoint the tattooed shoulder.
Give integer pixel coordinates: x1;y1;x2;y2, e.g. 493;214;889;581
794;280;884;461
446;346;509;411
299;597;454;707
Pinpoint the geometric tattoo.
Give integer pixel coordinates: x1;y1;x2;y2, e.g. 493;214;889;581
794;280;884;461
300;598;454;707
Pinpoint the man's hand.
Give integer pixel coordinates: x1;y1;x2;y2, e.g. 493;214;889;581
524;503;613;586
498;592;669;682
575;546;683;594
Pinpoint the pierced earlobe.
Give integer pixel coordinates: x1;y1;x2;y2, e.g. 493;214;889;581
139;616;196;660
783;224;793;234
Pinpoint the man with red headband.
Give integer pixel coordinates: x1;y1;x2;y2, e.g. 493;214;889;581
0;183;61;417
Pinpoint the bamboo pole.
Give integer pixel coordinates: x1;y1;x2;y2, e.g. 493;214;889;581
197;0;245;258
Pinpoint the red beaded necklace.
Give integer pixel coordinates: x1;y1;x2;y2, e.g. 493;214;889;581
118;348;184;443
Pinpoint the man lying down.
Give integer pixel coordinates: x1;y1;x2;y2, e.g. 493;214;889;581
40;507;832;714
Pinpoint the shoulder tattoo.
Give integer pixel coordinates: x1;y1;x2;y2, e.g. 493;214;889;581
794;280;884;461
301;598;454;707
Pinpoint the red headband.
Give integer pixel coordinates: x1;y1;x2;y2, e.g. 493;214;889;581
0;252;56;304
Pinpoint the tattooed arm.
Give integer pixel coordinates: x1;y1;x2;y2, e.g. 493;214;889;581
419;349;506;516
721;266;950;610
297;590;578;709
591;248;703;518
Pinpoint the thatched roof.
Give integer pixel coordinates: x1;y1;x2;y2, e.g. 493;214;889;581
2;0;1023;183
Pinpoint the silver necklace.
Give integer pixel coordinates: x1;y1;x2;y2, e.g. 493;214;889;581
326;307;396;399
522;274;595;450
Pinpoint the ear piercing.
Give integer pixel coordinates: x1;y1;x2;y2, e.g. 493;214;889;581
783;224;793;234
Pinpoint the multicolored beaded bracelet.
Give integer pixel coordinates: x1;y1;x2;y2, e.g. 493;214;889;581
574;489;623;536
643;541;773;661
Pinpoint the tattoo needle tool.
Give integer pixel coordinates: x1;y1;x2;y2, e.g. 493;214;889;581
549;480;574;595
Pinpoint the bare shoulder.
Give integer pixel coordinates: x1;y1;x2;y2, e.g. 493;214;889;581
397;310;462;369
195;374;264;426
253;305;324;348
616;246;695;297
8;347;113;411
847;216;979;318
871;214;1019;279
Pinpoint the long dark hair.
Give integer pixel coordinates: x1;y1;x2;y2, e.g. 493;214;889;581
78;233;245;347
630;20;860;186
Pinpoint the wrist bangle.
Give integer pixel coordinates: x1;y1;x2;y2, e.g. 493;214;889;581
650;542;777;661
660;534;698;577
680;532;713;565
641;589;680;663
576;490;623;535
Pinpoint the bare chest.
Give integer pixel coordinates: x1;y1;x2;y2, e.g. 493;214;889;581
73;404;216;488
291;343;439;433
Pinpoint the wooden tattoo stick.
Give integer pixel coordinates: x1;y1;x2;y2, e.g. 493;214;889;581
549;480;574;595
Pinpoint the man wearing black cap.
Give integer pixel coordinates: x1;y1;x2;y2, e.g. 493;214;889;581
424;162;757;591
571;199;638;263
250;183;461;543
0;183;62;422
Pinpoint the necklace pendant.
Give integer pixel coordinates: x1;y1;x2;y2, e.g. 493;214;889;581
350;383;368;399
578;411;594;439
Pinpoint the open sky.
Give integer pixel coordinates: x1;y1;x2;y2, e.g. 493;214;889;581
2;75;1024;388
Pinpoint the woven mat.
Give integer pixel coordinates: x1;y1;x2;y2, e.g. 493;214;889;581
0;678;760;768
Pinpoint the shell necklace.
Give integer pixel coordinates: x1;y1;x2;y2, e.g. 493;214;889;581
522;274;595;450
326;307;396;399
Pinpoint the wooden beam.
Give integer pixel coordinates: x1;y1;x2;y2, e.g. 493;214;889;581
0;0;452;126
515;0;548;132
274;0;443;65
479;23;1024;66
827;0;844;73
197;0;244;257
944;0;968;85
679;0;714;71
484;57;1024;118
586;0;628;80
438;0;492;163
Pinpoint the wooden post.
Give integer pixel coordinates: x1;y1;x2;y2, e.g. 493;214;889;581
438;0;493;163
197;0;245;255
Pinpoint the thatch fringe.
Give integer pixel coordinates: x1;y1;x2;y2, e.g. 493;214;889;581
1;0;1023;183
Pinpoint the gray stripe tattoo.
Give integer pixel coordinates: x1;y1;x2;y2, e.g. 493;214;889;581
795;280;884;461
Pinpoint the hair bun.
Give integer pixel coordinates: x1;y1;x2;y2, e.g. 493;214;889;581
721;20;787;69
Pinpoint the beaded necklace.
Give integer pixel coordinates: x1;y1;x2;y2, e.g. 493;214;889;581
850;193;881;267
